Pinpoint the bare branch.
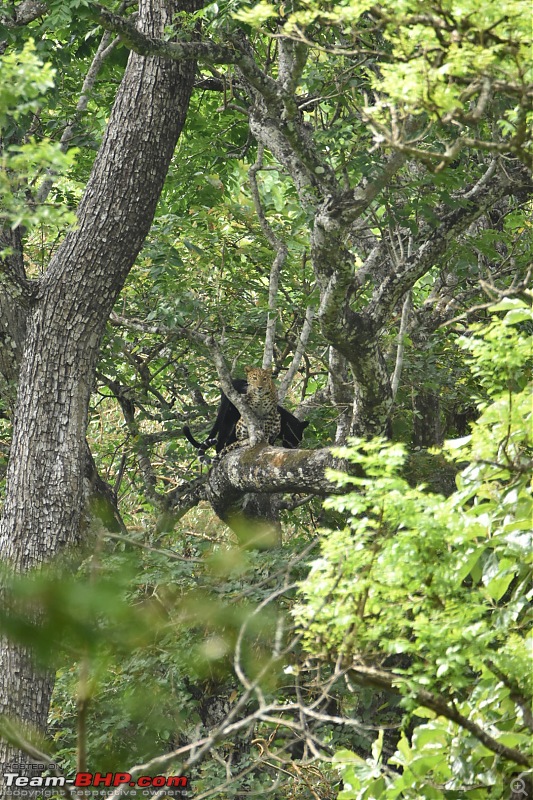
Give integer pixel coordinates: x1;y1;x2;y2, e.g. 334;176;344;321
390;290;411;400
207;445;347;511
278;305;315;404
90;3;285;107
248;144;288;370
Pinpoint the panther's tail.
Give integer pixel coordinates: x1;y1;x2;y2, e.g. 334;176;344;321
183;425;204;450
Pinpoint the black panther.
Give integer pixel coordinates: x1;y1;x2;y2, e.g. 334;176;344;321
183;378;308;458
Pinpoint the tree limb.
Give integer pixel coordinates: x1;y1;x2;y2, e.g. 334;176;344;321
248;144;288;370
365;172;527;332
206;444;348;523
0;0;47;27
348;664;532;768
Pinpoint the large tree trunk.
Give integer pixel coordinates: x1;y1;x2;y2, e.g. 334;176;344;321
0;0;199;780
412;389;443;447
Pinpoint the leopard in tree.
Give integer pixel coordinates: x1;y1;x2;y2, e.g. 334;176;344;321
183;375;308;461
226;366;281;451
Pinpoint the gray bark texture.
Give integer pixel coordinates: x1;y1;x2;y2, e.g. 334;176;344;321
0;0;200;782
206;445;345;547
234;51;526;439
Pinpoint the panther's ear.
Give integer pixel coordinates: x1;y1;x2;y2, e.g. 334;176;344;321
244;365;252;375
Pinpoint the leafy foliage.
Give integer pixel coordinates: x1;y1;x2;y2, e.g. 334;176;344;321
0;40;77;233
236;0;532;166
295;300;532;798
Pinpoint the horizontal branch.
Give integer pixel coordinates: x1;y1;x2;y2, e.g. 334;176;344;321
206;445;349;522
90;3;283;106
348;664;531;769
91;3;230;60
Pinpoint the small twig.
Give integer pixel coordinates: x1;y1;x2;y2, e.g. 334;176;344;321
232;538;319;600
103;532;203;563
278;493;315;511
440;276;532;327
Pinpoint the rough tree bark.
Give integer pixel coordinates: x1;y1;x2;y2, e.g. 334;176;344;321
0;0;200;781
206;445;344;548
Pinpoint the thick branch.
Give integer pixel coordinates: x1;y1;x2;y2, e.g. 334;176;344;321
278;38;308;95
243;36;338;204
311;148;409;323
312;165;530;435
348;664;531;769
90;3;284;106
0;0;47;27
365;172;527;331
206;445;346;522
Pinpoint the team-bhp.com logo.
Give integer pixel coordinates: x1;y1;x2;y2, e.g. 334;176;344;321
3;772;188;790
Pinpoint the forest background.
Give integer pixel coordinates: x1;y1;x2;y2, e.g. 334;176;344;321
0;0;531;798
